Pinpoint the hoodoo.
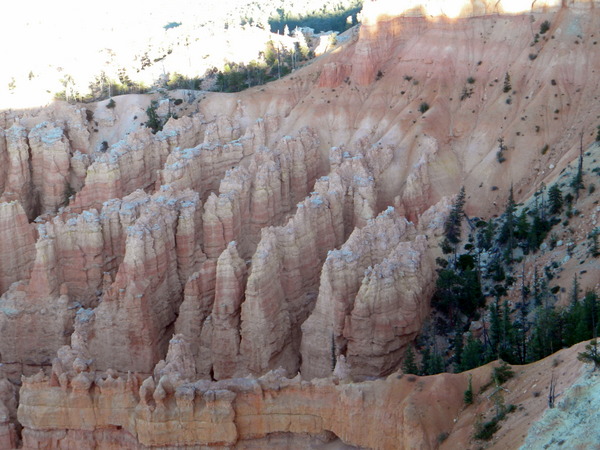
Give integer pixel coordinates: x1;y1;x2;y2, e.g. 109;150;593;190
1;0;600;448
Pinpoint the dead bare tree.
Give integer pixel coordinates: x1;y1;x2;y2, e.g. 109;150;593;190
548;372;557;408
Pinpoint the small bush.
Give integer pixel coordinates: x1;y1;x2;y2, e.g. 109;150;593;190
145;100;163;134
541;144;549;155
106;98;116;109
99;141;108;152
467;76;476;84
419;102;430;114
464;375;474;405
474;418;500;441
529;53;538;60
503;73;512;93
539;20;551;35
492;361;514;384
460;87;473;101
173;98;183;106
437;432;449;443
578;339;600;369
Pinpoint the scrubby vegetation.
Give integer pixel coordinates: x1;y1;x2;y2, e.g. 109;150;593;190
407;147;600;383
268;0;362;33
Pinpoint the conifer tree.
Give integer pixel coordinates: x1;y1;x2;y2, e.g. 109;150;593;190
498;185;517;260
420;347;444;375
503;72;512;93
499;300;516;363
516;211;530;241
402;346;419;375
461;334;484;371
453;332;464;372
443;186;466;253
571;131;585;199
464;375;474;405
570;274;580;305
577;339;600;370
548;184;563;215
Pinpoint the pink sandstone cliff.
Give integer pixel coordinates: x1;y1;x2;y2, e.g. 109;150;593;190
1;0;600;448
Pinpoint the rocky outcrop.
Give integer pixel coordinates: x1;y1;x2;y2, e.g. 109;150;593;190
301;207;416;379
238;149;381;377
17;335;471;450
83;188;204;373
202;127;320;260
0;379;17;449
209;243;247;380
69;128;170;213
3;1;600;448
301;206;439;380
28;122;72;215
345;235;435;378
0;201;35;296
0;124;34;217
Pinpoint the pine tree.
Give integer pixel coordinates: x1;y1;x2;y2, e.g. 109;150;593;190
577;339;600;370
503;72;512;93
444;186;466;248
498;186;517;260
548;184;563;215
516;210;530;241
453;332;464;372
461;334;485;371
489;299;502;357
570;274;580;305
499;300;516;363
464;374;474;405
476;219;494;251
582;290;599;338
402;346;419;375
571;132;585;199
421;347;444;375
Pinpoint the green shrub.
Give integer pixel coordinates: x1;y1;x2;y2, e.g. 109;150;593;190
503;73;512;93
145;100;162;134
539;20;551;35
419;102;430;114
492;361;514;385
106;98;116;109
464;375;474;405
474;418;500;441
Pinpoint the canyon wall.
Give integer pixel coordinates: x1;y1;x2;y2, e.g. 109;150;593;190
16;335;470;450
1;0;600;448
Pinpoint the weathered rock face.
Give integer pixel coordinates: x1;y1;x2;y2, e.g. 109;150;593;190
0;124;34;217
84;188;204;374
28;122;72;215
0;201;35;296
2;0;600;447
0;378;18;450
300;203;445;380
16;335;471;450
